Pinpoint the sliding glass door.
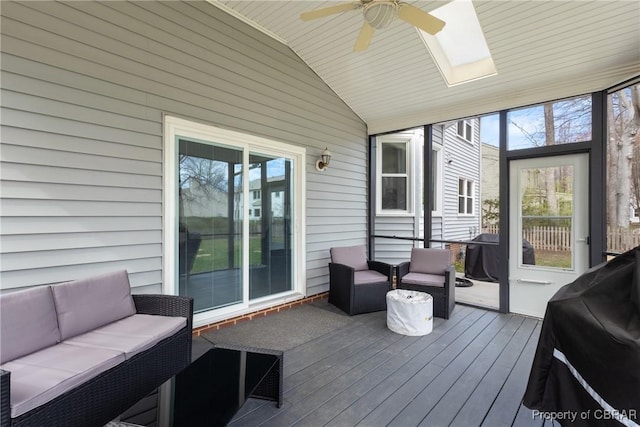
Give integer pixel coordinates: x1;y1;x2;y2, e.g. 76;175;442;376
166;117;304;319
178;139;244;313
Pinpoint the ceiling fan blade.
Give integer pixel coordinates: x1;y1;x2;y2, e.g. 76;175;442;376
300;2;361;21
353;21;375;52
397;4;445;35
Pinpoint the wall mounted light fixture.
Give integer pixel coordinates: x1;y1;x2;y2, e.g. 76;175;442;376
315;147;332;171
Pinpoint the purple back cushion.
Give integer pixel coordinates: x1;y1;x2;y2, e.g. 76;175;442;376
51;270;136;341
331;246;369;271
0;286;60;364
409;248;451;275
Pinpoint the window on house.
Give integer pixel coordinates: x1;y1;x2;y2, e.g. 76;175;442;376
253;190;261;200
381;141;409;211
457;120;473;143
458;178;474;214
254;208;260;217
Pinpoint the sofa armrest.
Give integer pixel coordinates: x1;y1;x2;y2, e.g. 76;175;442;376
368;261;394;280
1;369;10;427
132;294;194;332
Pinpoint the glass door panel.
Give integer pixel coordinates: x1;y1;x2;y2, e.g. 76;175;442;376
248;152;293;299
520;165;574;269
509;154;589;318
178;139;243;313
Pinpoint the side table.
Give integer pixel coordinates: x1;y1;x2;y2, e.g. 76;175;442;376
114;341;283;427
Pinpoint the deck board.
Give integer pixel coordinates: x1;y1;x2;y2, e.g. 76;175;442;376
420;315;527;426
229;304;543;427
449;316;538;427
482;321;543;427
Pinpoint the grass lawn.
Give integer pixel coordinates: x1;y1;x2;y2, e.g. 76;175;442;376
534;249;572;268
190;236;263;273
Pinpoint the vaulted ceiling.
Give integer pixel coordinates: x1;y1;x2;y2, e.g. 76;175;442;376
213;1;640;134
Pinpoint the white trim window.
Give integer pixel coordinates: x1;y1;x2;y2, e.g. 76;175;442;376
378;137;411;214
458;178;475;215
456;119;473;143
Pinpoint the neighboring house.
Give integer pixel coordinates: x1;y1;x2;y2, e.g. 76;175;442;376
374;120;482;265
246;177;285;221
629;206;639;224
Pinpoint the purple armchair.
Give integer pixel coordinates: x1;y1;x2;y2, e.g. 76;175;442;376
397;248;456;319
328;245;393;316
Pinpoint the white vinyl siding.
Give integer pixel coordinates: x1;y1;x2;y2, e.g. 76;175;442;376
441;121;482;241
0;0;366;296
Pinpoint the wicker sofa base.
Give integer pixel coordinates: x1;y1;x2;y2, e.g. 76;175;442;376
1;295;193;427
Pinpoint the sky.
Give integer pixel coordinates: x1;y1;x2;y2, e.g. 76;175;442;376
479;97;592;148
480;114;500;147
480;111;539;148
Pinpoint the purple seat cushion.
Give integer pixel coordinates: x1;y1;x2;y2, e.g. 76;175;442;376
51;270;136;341
354;270;389;285
0;286;60;364
1;343;124;418
409;248;451;275
331;246;369;271
64;314;186;359
401;272;445;288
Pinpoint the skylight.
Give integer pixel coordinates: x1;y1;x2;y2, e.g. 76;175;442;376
417;0;497;87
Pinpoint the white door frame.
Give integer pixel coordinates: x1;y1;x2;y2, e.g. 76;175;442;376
509;153;589;318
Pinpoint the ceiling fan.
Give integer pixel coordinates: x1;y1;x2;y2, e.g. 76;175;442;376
300;0;446;52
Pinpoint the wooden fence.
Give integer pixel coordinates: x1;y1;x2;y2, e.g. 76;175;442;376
607;227;640;253
482;224;640;253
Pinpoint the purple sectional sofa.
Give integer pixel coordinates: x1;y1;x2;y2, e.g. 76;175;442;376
0;270;193;427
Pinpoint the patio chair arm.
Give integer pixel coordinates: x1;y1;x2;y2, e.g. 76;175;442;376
444;265;456;314
368;261;394;280
444;265;456;287
1;369;10;427
329;262;355;286
396;262;410;279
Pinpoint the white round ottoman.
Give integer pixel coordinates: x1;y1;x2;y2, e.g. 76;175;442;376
386;289;433;336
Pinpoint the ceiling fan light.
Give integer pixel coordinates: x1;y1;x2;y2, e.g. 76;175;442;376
363;2;397;29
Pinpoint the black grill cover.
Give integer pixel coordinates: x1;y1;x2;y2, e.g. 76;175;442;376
464;233;535;282
523;246;640;426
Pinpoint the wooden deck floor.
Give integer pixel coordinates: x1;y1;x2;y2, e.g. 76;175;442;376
229;304;544;427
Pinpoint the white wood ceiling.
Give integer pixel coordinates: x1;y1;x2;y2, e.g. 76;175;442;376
214;1;640;134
